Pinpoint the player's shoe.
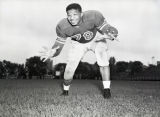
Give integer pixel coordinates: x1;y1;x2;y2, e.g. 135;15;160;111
61;90;69;96
103;88;111;99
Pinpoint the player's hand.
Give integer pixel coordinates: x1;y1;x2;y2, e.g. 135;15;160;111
96;33;116;42
107;33;118;40
39;46;59;62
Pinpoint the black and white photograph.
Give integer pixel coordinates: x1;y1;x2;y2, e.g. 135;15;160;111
0;0;160;116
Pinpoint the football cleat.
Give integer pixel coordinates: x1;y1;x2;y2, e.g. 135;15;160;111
61;90;69;96
103;88;111;99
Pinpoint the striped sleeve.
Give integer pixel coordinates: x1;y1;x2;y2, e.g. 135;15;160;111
97;19;108;30
56;23;67;44
56;36;66;44
94;10;107;29
95;12;118;36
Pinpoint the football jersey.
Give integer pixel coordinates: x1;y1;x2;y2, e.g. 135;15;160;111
56;10;105;43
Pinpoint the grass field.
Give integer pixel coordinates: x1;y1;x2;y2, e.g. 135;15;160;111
0;79;160;117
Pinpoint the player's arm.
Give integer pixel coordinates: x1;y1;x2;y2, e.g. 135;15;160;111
51;36;66;57
94;11;118;40
97;20;118;40
40;23;67;62
52;22;68;57
40;37;66;62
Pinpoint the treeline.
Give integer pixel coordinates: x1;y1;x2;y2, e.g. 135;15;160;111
0;56;160;80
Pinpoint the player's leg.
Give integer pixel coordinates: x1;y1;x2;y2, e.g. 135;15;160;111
61;41;87;96
95;41;111;99
62;59;80;96
100;66;111;99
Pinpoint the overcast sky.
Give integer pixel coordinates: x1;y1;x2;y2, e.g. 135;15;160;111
0;0;160;65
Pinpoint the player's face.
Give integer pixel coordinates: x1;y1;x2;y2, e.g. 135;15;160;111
67;9;82;26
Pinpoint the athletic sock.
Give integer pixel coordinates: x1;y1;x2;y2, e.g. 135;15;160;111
63;84;70;91
102;81;111;89
63;79;72;91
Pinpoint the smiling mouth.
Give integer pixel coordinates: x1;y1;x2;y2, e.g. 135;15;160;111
70;21;77;25
70;20;76;23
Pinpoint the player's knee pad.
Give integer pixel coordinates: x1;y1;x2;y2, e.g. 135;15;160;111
63;79;72;86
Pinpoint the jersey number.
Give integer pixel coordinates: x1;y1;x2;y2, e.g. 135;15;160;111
71;31;93;41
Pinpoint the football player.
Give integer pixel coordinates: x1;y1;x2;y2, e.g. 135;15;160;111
40;3;118;99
